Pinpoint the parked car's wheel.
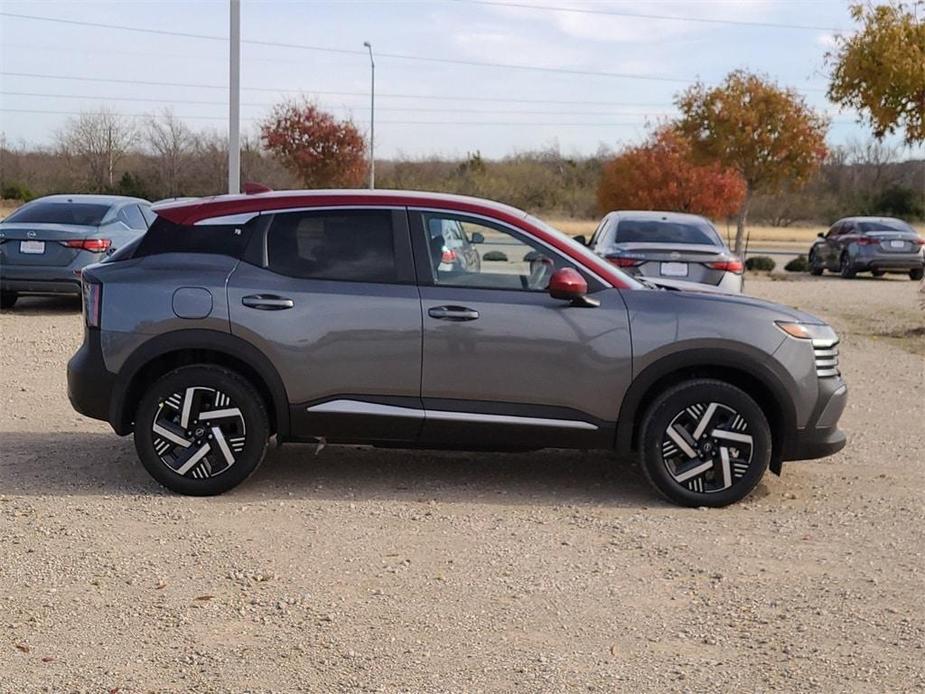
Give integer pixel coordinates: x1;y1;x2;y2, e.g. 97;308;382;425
911;267;924;281
0;291;18;310
638;379;772;507
133;365;270;495
808;249;824;276
871;270;886;277
839;253;856;279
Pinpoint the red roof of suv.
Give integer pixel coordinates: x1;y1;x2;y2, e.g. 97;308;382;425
154;189;631;288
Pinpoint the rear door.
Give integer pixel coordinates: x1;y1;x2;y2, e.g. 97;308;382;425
411;209;632;449
227;207;424;442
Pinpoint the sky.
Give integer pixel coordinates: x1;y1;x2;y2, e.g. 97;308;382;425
0;0;921;159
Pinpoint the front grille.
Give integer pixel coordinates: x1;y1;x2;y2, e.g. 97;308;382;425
812;338;839;378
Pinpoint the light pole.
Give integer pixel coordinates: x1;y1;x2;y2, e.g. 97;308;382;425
228;0;241;194
363;41;375;190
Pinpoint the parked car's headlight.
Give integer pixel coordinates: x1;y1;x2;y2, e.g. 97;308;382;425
775;321;836;342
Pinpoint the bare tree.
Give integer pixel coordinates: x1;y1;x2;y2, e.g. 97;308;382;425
56;109;135;192
145;109;193;197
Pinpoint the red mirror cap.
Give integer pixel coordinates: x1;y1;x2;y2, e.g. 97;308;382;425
548;267;588;300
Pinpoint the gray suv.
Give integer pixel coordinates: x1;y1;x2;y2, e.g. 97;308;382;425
67;190;848;507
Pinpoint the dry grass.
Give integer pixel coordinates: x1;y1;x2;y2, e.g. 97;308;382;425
546;217;827;247
0;201;22;220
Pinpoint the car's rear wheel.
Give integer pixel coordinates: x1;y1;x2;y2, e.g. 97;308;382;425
809;249;824;276
133;365;269;495
911;268;924;281
839;253;856;279
638;379;772;507
0;291;18;309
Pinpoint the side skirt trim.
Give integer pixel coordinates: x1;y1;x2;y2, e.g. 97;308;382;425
306;398;599;431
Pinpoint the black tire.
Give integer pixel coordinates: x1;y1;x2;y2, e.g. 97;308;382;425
839;253;856;279
638;379;772;507
133;364;269;495
911;268;924;281
809;249;824;276
871;270;886;278
0;291;18;310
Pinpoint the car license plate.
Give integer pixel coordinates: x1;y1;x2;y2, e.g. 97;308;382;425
660;262;688;277
20;240;45;254
890;240;905;249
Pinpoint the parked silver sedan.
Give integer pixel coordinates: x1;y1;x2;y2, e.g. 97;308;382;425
0;194;153;308
585;211;744;292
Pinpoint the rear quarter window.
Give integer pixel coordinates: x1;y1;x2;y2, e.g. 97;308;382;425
134;216;255;259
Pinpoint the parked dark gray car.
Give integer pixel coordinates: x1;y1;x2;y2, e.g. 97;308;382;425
67;190;847;507
585;211;744;292
809;216;925;280
0;194;153;308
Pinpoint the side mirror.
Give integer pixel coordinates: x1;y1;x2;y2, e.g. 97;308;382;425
470;231;485;244
817;232;825;238
548;268;599;308
573;234;587;246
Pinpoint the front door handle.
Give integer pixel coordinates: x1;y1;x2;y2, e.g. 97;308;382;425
428;305;480;322
242;294;294;310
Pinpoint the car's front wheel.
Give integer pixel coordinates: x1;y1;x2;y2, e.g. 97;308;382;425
809;249;824;276
638;379;772;507
133;365;270;495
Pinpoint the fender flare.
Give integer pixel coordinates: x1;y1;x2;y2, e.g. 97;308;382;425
109;329;290;437
615;346;799;459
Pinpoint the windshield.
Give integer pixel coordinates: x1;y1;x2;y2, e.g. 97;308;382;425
615;219;723;246
4;202;111;226
526;214;643;289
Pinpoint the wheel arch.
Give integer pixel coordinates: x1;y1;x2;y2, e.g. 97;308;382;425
616;348;798;474
110;329;290;437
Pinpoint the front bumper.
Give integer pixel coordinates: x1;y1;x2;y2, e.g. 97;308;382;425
783;378;848;461
1;263;82;295
67;326;117;425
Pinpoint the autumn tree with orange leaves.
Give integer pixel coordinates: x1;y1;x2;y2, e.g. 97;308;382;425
596;128;746;220
675;70;829;255
260;100;367;188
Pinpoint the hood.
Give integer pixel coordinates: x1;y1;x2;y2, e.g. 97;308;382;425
644;276;826;325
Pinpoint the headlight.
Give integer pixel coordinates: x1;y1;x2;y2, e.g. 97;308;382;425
776;322;840;378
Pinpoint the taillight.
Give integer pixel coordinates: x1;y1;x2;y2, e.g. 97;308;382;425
62;238;112;253
913;237;925;247
82;279;102;328
709;259;744;274
605;255;643;268
441;248;458;264
856;236;878;246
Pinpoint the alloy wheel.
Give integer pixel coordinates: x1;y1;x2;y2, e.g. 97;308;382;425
660;402;753;494
150;386;246;480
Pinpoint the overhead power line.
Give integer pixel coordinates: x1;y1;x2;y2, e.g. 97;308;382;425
0;91;674;117
0;11;826;91
451;0;845;32
0;71;673;108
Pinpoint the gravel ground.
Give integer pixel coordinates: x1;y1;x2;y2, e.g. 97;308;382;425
1;276;923;693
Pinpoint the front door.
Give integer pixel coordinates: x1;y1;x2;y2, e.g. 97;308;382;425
227;207;423;442
411;210;632;449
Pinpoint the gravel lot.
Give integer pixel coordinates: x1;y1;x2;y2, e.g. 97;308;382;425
1;276;923;693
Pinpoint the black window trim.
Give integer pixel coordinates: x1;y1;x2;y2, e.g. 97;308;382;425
407;207;606;293
257;205;415;285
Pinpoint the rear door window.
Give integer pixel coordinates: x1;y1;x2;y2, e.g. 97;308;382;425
266;209;401;283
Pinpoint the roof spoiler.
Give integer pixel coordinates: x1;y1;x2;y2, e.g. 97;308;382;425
243;181;272;195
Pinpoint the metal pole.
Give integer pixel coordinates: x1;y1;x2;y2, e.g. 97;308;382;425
228;0;241;194
363;41;375;189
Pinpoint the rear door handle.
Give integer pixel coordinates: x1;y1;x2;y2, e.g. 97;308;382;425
428;305;480;321
242;294;294;310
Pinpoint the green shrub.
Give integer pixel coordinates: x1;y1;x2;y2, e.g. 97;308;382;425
1;182;36;202
784;255;810;272
745;256;776;272
482;250;508;262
